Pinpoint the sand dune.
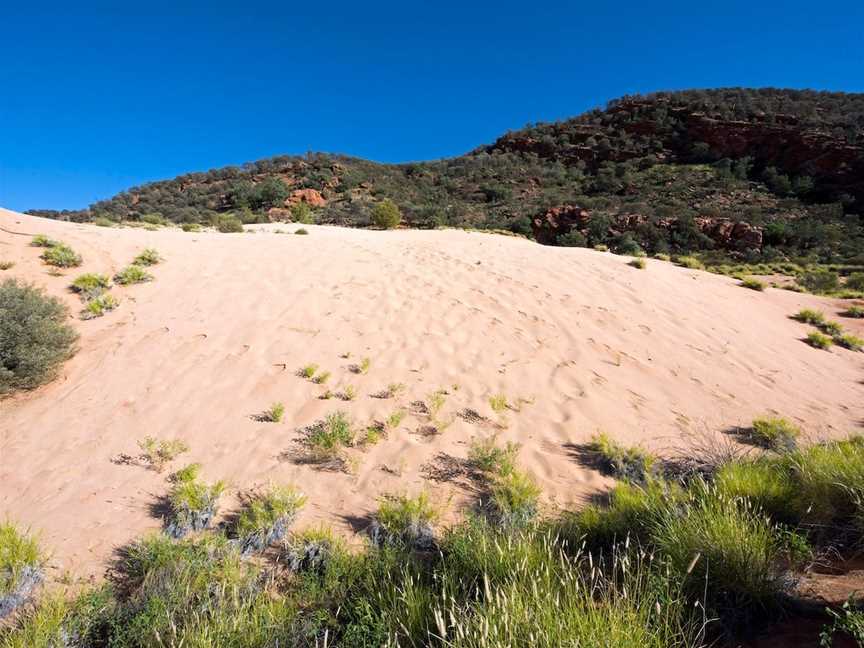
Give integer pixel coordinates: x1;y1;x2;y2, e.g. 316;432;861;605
1;207;862;581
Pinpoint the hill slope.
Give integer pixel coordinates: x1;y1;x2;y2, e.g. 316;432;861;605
28;88;864;261
1;208;862;578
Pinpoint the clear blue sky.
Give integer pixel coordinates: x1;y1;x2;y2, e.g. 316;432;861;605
2;1;862;212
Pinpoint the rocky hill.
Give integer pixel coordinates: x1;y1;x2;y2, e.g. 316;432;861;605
28;88;864;261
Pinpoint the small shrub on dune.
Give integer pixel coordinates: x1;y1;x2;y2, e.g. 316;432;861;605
30;234;59;248
70;272;110;299
371;199;402;229
0;261;14;271
749;417;800;452
629;257;647;269
654;252;671;261
214;214;244;233
137;436;189;472
291;202;315;225
834;333;863;352
793;308;826;325
304;411;355;463
113;264;153;285
257;401;285;423
798;269;839;293
592;244;609;252
486;468;541;528
234;485;307;555
740;277;765;291
341;384;358;401
93;216;116;227
384;408;406;431
295;228;309;235
40;243;82;268
0;279;78;395
165;471;226;538
0;523;43;620
675;255;704;270
805;330;833;349
298;363;318;379
132;248;161;266
181;222;201;232
468;434;519;475
841;305;864;318
817;319;844;336
80;293;119;320
586;432;658;483
369;492;440;550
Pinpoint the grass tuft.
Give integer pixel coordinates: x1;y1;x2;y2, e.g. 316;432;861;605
833;333;863;351
841;305;864;318
70;273;110;300
234;485;307;554
370;492;440;550
805;330;833;349
137;436;189;472
132;248;161;266
749;417;800;452
792;308;826;325
113;265;153;285
629;257;646;269
585;432;657;483
40;244;82;268
740;277;765;291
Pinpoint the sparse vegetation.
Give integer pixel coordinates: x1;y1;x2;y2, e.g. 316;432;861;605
233;485;307;554
488;393;509;413
749;416;801;451
468;434;519;475
298;363;318;379
834;333;863;351
0;261;14;271
740;277;765;291
131;248;161;266
629;257;646;269
370;492;439;549
384;409;406;430
303;411;355;463
213;213;244;233
312;370;331;384
136;436;189;472
70;273;110;299
586;432;657;483
676;255;704;270
341;384;357;401
165;470;226;538
0;279;78;395
806;330;833;349
486;467;541;527
40;243;82;268
841;305;864;318
793;308;826;325
295;228;309;235
0;522;42;619
80;293;119;319
113;265;153;285
258;402;285;423
30;235;59;248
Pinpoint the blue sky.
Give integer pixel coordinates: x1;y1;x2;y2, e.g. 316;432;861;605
2;1;862;212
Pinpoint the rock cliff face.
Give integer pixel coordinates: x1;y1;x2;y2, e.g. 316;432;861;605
532;205;763;252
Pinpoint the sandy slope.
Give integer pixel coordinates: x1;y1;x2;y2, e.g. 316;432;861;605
1;207;862;581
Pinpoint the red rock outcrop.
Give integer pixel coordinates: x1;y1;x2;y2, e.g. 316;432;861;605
288;189;326;207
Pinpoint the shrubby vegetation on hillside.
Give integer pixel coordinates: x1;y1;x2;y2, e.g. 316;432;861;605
27;89;864;263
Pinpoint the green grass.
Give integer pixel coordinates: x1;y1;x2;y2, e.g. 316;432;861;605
305;411;355;462
234;485;307;551
312;370;330;384
654;253;671;261
384;409;406;430
30;235;59;248
749;416;801;451
341;384;357;401
0;279;78;395
80;293;119;319
841;305;864;318
39;244;82;268
181;222;201;232
113;265;153;285
259;402;285;422
298;363;318;379
585;432;657;483
817;319;844;336
372;492;440;548
386;382;406;397
170;463;202;483
628;257;646;269
793;308;826;325
136;436;189;472
740;277;765;291
487;468;541;527
805;331;833;349
468;434;519;475
592;244;609;252
166;473;226;538
834;333;863;351
488;393;509;413
675;255;704;270
0;522;41;599
294;228;309;235
132;248;161;266
70;272;110;299
714;459;800;524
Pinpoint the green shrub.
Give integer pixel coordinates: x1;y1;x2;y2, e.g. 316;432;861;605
676;255;704;270
80;293;119;320
165;473;226;538
299;363;318;379
629;257;647;269
841;305;864;318
234;485;307;554
30;234;59;248
305;411;355;462
557;230;587;247
214;214;244;233
846;272;864;291
0;522;42;603
93;216;116;227
749;417;800;451
833;333;863;351
0;279;78;394
592;244;609;252
114;265;153;285
792;308;825;325
312;370;330;384
181;222;201;232
295;228;309;235
651;486;788;630
468;434;519;475
132;248;161;266
798;269;839;293
70;272;110;300
654;253;671;261
820;598;864;647
136;436;189;472
806;331;833;349
259;402;285;422
585;432;657;483
487;468;541;527
817;320;843;336
371;199;402;229
140;213;166;226
291;202;314;224
371;492;439;549
40;244;82;268
740;277;765;291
